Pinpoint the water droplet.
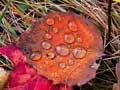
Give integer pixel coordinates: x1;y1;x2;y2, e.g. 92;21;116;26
64;34;75;44
77;37;82;43
72;47;86;59
68;21;77;32
46;52;55;59
46;18;54;25
56;45;69;56
59;62;66;69
41;41;51;50
53;27;58;33
30;53;42;61
45;33;52;40
68;59;76;66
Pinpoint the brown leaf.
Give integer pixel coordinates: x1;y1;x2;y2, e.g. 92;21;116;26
16;11;104;85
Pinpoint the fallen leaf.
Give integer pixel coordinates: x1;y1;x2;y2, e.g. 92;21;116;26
0;45;71;90
8;63;71;90
0;44;25;66
16;11;104;85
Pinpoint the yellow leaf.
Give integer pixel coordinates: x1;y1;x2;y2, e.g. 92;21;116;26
113;0;120;2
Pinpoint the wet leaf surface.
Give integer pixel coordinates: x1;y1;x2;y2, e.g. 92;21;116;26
16;11;104;85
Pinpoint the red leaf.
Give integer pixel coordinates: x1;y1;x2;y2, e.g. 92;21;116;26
8;63;71;90
0;44;25;66
0;44;71;90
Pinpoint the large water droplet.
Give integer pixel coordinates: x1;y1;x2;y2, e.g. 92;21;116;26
30;53;42;61
72;47;86;59
46;18;54;25
41;41;51;50
56;45;69;56
68;21;77;32
64;34;75;44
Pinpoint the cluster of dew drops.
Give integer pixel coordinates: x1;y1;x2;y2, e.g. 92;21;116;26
30;16;87;69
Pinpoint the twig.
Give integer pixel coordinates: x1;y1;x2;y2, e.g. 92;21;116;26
107;0;112;42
